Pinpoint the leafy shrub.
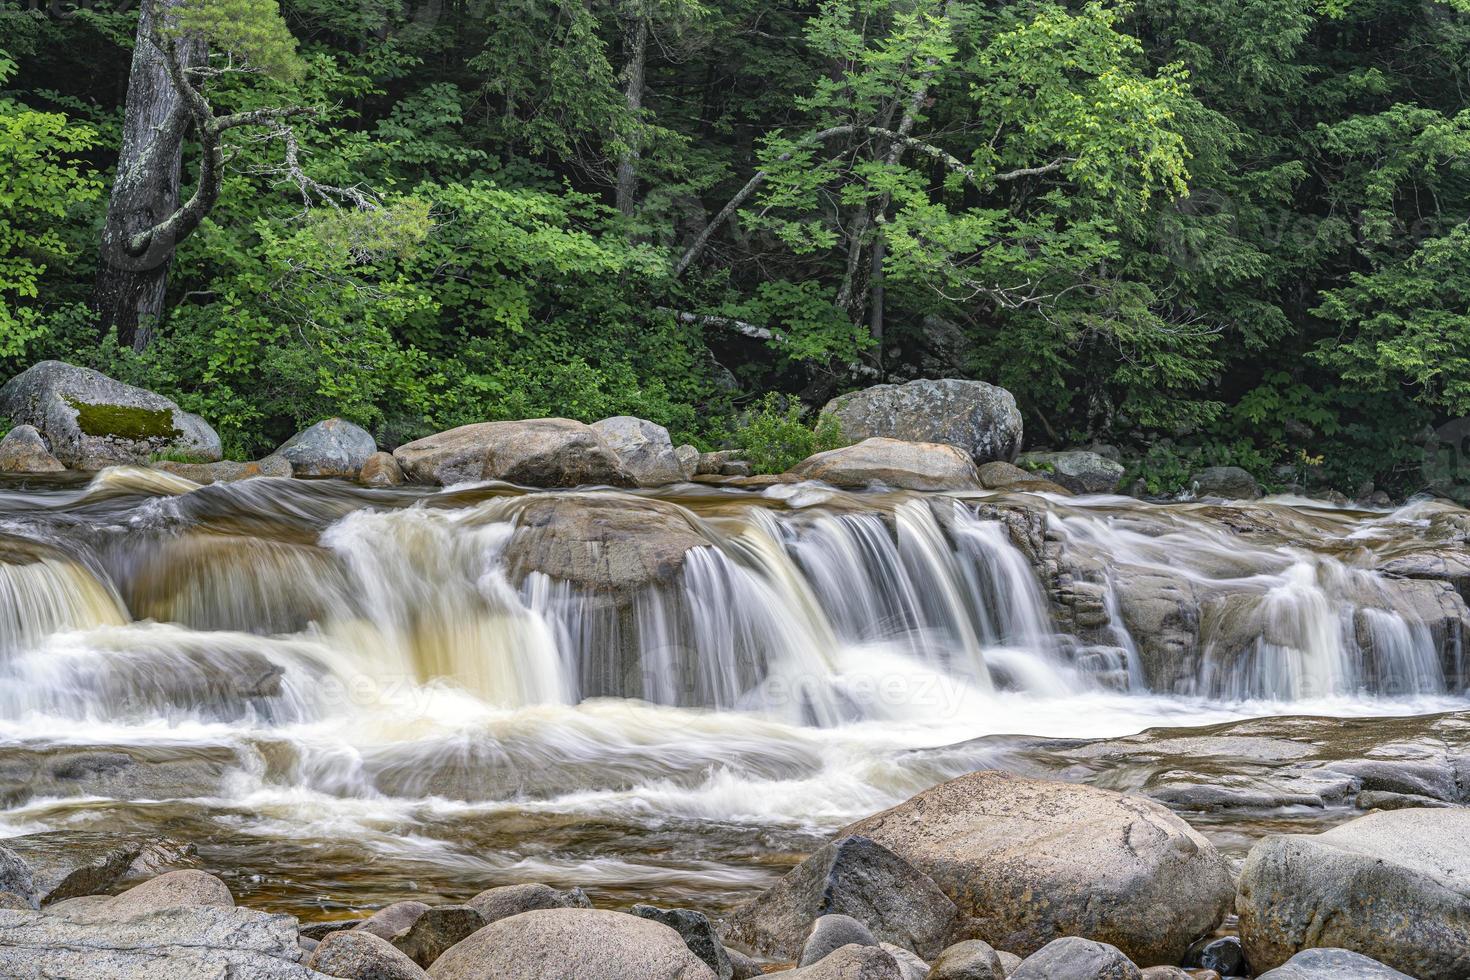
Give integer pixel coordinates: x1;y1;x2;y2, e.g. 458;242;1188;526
730;394;846;474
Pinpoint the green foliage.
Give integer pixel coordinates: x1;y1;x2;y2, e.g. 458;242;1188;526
173;0;305;81
729;395;847;475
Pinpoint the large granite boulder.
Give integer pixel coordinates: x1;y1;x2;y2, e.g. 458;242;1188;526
276;418;377;478
393;419;635;488
0;361;220;469
425;908;718;979
591;416;687;487
1016;451;1124;495
821;379;1022;464
0;905;317;979
789;438;982;491
1237;808;1470;979
839;771;1234;965
466;883;591;926
721;835;958;961
1255;948;1413;979
0;425;64;473
1189;465;1261;500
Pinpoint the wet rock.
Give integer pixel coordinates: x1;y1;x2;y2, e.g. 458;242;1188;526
356;901;432;940
820;379;1022;465
1379;547;1470;603
465;883;592;925
1254;947;1412;979
1237;807;1470;979
390;905;486;968
633;905;733;980
840;771;1234;965
0;845;37;909
800;914;879;966
789;438;981;491
360;451;405;487
591;417;687;486
975;461;1070;495
722;835;958;961
425;907;718;979
1189;466;1260;500
0;743;233;809
0;425;64;473
150;454;292;484
1008;938;1141;980
1016;451;1124;495
777;944;903;979
1355;789;1456;810
277;418;377;478
930;940;1005;980
1184;936;1245;976
308;928;429;979
0;905;316;978
393;418;635;488
0;831;194;905
0;360;221;469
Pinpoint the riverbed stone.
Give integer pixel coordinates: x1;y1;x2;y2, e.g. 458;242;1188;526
276;418;377;478
308;928;429;979
776;944;903;980
466;883;591;925
0;360;221;469
821;379;1022;464
800;914;879;967
0;425;64;473
151;455;293;484
591;416;687;486
1016;451;1124;495
425;907;718;979
390;905;486;968
0;845;37;909
1008;938;1141;980
880;942;930;980
675;444;700;479
633;905;733;980
0;831;194;905
356;902;432;941
840;770;1234;965
930;940;1005;980
102;869;234;912
1254;948;1412;979
393;418;635;488
789;438;982;491
360;451;405;487
1189;466;1260;500
1237;807;1470;979
722;835;958;961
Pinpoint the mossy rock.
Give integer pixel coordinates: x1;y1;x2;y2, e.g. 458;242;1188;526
66;399;182;441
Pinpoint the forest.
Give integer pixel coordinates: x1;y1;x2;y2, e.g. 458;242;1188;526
2;0;1468;495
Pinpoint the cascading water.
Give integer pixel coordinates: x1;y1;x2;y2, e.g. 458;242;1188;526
0;467;1465;916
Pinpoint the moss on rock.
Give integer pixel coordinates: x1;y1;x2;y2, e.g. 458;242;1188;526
66;399;181;441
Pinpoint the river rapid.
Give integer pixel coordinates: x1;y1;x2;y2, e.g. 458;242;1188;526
0;469;1465;923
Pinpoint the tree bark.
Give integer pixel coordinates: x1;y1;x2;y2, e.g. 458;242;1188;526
93;0;202;351
615;3;649;218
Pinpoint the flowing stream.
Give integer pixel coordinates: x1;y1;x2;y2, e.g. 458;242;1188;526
0;469;1465;921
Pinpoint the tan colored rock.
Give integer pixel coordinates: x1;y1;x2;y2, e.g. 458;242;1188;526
360;451;405;487
393;419;635;488
308;929;429;979
0;425;64;473
789;438;981;491
150;455;292;484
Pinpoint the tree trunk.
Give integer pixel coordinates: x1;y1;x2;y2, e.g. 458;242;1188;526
93;0;200;351
615;4;649;218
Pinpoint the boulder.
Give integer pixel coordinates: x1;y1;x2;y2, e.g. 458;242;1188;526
360;451;405;487
150;455;292;484
721;835;958;960
1254;948;1412;980
276;418;377;478
100;870;234;913
675;444;700;480
839;771;1234;965
390;905;485;968
466;883;591;926
308;928;429;979
1184;937;1245;977
0;832;194;905
0;361;221;469
789;438;981;491
1189;466;1261;500
975;461;1069;495
634;906;733;980
930;940;1006;980
0;845;37;909
821;379;1022;464
1015;451;1123;495
997;952;1021;976
424;907;718;979
879;943;930;980
591;417;687;486
1008;938;1141;980
356;902;432;941
1237;808;1470;979
776;944;902;980
800;914;879;967
393;418;635;488
0;425;64;473
0;905;317;979
0;892;30;910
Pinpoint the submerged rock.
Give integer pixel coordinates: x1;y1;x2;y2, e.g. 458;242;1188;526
1237;807;1470;979
721;835;958;961
1016;451;1124;495
789;438;982;491
0;425;64;473
821;379;1022;464
591;416;687;487
276;418;377;479
840;770;1234;965
0;361;221;469
393;418;635;488
424;907;718;979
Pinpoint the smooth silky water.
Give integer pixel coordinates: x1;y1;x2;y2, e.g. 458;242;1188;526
0;469;1465;922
